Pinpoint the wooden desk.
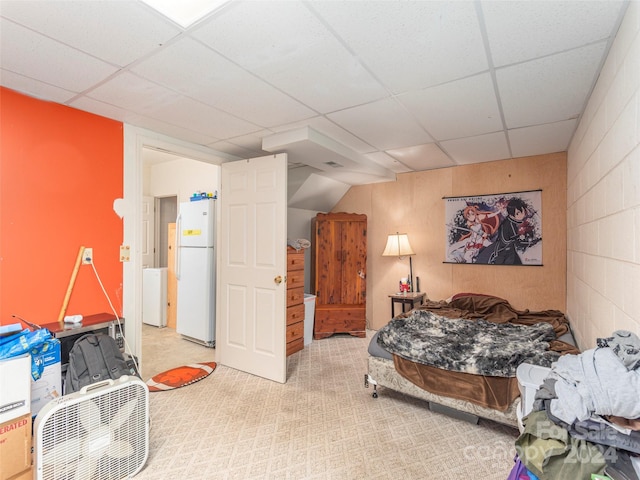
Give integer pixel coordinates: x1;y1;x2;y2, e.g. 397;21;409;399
389;292;426;318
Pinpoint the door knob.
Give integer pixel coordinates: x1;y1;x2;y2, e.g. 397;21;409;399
274;275;283;285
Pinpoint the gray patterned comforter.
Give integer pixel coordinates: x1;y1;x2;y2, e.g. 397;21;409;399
376;309;560;377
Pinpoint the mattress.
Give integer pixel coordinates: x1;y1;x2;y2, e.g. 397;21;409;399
366;295;578;428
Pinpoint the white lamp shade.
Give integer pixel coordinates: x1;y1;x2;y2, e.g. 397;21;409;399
382;233;415;257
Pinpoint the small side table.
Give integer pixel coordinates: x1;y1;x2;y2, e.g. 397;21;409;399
389;292;426;318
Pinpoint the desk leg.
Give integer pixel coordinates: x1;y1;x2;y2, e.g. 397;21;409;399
391;300;394;319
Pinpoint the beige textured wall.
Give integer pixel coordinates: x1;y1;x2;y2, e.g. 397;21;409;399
334;152;567;330
566;2;640;349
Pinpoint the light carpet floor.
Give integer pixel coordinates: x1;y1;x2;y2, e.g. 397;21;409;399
138;326;518;479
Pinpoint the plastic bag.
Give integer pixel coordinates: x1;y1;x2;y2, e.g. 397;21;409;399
0;328;51;360
0;328;30;347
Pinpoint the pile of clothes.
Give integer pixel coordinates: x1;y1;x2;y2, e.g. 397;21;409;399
512;330;640;480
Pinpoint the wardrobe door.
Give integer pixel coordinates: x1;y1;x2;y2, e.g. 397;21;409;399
312;213;366;339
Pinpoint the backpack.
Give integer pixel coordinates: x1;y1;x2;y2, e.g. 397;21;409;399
64;333;135;394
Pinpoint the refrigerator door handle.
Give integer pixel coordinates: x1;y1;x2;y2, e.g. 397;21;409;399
175;212;182;280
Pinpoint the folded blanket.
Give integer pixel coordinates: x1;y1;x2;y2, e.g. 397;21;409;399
377;310;560;377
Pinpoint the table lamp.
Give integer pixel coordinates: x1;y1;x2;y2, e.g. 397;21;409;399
382;232;416;292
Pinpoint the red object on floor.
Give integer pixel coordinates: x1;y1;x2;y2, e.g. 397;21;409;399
146;362;217;392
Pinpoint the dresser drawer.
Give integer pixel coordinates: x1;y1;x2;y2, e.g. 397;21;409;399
287;248;305;271
286;336;303;356
287;269;304;290
287;287;304;307
287;321;303;343
287;303;305;326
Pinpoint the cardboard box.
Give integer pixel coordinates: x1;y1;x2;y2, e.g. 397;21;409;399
0;414;32;480
0;354;31;424
30;339;61;417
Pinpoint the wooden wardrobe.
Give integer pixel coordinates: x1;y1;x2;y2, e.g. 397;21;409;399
311;212;367;339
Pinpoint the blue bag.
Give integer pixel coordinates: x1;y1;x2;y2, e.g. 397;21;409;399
0;328;52;359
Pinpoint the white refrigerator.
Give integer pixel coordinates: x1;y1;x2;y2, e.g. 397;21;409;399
176;200;216;347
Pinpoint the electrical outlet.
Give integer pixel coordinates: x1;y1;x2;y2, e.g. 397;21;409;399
82;248;93;264
120;245;130;262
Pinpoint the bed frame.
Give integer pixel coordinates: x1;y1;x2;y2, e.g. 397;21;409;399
365;355;520;428
364;295;579;429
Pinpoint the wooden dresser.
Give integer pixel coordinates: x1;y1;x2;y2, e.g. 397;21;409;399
311;212;367;339
286;246;305;356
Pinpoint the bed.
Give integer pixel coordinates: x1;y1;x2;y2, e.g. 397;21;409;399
365;293;579;428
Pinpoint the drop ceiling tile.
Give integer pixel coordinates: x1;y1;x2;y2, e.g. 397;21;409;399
86;71;260;139
327;98;433;151
192;1;387;112
70;96;131;123
398;73;502;141
312;1;488;93
132;37;315;127
0;19;118;93
498;42;607;129
482;0;626;67
441;132;510;165
126;114;221;147
509;119;577;158
71;96;218;145
0;1;180;66
0;69;76;104
149;95;263;139
386;143;455;172
72;94;222;147
86;72;184;115
365;152;412;174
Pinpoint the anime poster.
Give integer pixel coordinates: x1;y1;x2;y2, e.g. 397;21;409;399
444;190;542;266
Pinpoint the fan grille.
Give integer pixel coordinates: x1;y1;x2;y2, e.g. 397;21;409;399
35;378;149;480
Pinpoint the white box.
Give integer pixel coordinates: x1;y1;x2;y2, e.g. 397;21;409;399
303;294;316;346
516;362;551;431
30;339;61;417
143;267;168;327
0;354;31;424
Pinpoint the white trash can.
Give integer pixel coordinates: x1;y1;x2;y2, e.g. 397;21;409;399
303;294;316;345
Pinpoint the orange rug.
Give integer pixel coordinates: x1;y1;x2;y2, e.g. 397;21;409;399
146;362;217;392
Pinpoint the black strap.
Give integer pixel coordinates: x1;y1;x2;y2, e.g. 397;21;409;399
96;334;121;380
77;334;104;383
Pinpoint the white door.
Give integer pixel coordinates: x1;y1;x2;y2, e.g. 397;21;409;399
142;196;154;268
217;154;287;383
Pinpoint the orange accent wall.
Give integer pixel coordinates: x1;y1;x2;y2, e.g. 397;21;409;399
0;87;123;326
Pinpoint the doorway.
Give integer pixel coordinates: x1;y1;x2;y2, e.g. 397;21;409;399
129;138;223;379
156;195;177;268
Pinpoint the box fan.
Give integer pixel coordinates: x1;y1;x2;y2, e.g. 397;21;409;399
34;376;149;480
